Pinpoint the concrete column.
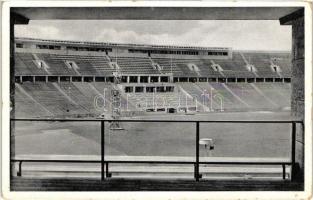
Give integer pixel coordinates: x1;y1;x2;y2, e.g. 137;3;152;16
280;8;304;180
138;76;140;83
45;76;48;83
127;76;130;83
57;76;60;83
10;12;29;177
148;76;151;83
291;16;304;179
169;76;173;83
93;76;96;82
70;76;72;83
32;76;35;83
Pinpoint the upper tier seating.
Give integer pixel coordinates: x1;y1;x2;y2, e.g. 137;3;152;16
241;52;291;78
15;53;114;76
15;51;291;78
37;54;113;75
150;58;184;75
111;57;160;74
15;53;47;75
211;52;248;71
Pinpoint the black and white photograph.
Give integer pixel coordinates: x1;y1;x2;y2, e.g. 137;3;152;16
1;1;312;199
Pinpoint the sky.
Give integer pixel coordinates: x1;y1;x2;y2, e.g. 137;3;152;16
15;20;292;51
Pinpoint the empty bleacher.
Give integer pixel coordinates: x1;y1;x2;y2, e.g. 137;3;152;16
150;57;183;74
240;52;292;78
225;83;275;109
58;82;98;113
112;57;159;74
52;54;113;75
18;82;88;116
253;83;291;108
13;44;292;116
15;50;292;78
196;82;249;111
15;53;47;75
14;84;52;117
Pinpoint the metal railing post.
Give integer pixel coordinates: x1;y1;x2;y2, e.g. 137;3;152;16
17;161;22;177
282;164;286;180
195;121;200;181
106;162;110;178
291;122;296;181
101;120;105;181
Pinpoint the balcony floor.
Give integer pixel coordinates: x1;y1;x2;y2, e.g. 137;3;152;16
11;177;304;191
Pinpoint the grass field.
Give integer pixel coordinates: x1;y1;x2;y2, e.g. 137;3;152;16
13;111;293;159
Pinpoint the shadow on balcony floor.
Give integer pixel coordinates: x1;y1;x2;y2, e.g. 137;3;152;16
11;177;304;191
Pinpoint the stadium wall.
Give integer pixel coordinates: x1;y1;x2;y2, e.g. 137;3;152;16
281;9;304;180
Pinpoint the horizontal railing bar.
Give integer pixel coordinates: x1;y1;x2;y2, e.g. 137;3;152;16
11;160;101;163
199;162;292;165
10;118;303;123
11;159;292;165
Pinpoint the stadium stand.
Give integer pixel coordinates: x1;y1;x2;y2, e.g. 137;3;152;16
13;38;292;117
19;82;88;116
15;53;46;75
14;83;52;117
253;82;291;108
112;57;159;74
225;83;275;109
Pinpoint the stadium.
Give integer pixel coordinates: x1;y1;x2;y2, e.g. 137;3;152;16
14;37;292;117
7;6;307;192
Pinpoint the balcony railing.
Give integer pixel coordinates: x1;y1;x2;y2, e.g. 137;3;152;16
10;118;303;181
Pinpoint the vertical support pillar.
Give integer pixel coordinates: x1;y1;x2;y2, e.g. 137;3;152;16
10;12;29;178
280;8;304;181
282;164;286;180
101;121;105;180
57;76;60;83
291;122;296;181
